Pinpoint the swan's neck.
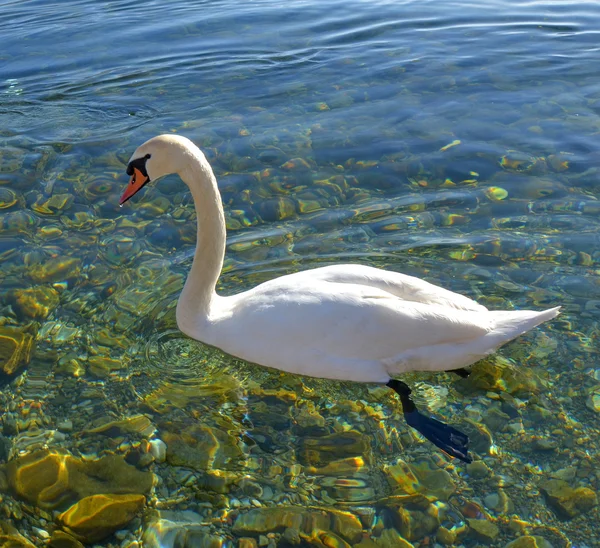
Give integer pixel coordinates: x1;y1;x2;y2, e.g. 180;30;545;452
176;153;226;327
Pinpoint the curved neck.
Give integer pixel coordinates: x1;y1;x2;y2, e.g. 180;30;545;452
176;153;226;326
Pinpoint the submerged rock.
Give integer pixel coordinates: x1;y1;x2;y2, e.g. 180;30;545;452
298;430;369;467
5;286;60;321
48;530;85;548
143;511;225;548
0;325;34;376
466;518;500;543
540;479;597;519
58;493;145;543
504;536;554;548
232;506;362;544
84;414;156;438
28;256;82;284
377;528;413;547
162;422;243;472
5;449;154;510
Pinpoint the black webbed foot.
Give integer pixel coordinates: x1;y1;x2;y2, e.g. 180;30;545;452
386;379;472;463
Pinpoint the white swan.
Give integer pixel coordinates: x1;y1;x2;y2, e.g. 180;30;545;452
120;134;560;462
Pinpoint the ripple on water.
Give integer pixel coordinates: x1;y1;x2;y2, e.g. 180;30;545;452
142;330;244;414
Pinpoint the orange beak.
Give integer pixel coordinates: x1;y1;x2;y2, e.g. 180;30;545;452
120;167;150;205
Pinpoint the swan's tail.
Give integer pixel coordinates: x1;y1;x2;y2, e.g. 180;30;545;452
486;306;561;348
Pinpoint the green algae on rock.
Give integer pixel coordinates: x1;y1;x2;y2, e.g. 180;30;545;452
48;530;85;548
504;535;554;548
5;449;154;510
0;325;34;376
540;479;598;520
58;493;145;543
232;506;362;545
143;510;225;548
28;257;82;285
466;518;500;544
84;414;156;438
5;286;60;321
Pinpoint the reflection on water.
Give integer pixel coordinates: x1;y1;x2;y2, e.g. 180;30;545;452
1;0;600;545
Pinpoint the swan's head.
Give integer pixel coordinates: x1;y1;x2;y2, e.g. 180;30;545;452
120;134;197;205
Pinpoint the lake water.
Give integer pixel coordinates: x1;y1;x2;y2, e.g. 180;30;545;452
1;0;600;545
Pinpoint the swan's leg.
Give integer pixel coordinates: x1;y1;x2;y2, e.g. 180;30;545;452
386;379;472;463
451;367;471;378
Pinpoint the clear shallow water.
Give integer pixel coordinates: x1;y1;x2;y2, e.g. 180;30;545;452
1;0;600;545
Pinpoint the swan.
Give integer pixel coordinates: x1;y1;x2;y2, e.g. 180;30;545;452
120;134;560;463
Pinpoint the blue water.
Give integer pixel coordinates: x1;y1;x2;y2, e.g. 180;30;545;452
1;0;600;545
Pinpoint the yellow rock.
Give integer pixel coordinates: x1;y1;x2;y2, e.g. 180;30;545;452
436;526;456;545
29;257;82;284
466;518;500;543
0;534;37;547
484;186;508;201
0;521;37;547
87;355;125;378
6;449;153;510
48;530;85;548
385;459;420;494
238;539;258;548
377;528;413;547
6;286;59;320
59;493;145;543
232;507;362;545
0;325;34;376
85;415;155;438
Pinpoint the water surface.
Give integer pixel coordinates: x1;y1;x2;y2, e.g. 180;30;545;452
1;0;600;545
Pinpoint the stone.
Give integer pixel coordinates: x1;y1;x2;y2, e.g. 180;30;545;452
298;430;369;467
28;257;82;284
0;325;34;376
354;539;379;548
586;389;600;413
541;479;597;519
282;528;301;545
85;415;155;438
504;536;554;548
533;437;558;451
410;460;456;501
467;461;490;479
482;407;511;432
0;521;37;547
142;512;224;548
58;493;145;543
149;439;167;463
392;504;439;541
377;528;413;547
467;518;500;543
312;531;352;548
162;422;243;472
232;507;362;544
239;539;258;548
5;286;59;321
48;530;85;548
385;460;419;495
0;533;37;547
436;526;456;545
5;449;154;510
87;355;125;378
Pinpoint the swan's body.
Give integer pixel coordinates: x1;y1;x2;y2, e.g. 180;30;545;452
179;264;558;383
121;134;560;462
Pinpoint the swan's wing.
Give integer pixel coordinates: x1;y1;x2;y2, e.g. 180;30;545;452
293;264;487;312
211;280;490;380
